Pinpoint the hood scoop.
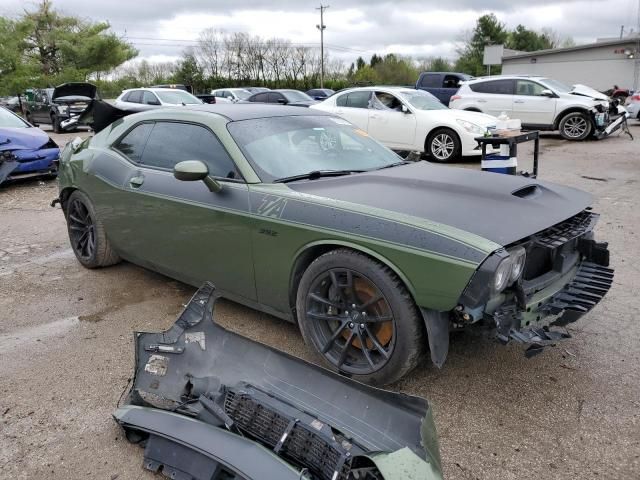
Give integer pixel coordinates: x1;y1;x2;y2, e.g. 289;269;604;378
511;184;541;199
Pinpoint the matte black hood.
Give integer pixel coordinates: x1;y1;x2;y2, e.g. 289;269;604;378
52;82;98;102
288;162;593;246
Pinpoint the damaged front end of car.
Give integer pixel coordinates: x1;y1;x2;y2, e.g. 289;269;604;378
0;136;59;185
450;207;613;358
114;282;443;480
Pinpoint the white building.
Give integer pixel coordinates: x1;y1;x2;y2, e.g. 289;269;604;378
501;37;640;91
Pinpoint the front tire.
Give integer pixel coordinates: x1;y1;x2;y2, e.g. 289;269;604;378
426;128;461;162
559;111;592;140
51;113;61;134
296;249;425;386
65;190;120;268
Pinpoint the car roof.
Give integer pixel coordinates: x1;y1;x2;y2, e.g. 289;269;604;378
466;75;548;83
179;103;333;121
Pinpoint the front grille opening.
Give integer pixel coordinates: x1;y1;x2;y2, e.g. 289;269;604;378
224;390;353;480
523;246;552;280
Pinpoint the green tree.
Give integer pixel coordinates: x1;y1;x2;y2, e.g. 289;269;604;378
173;51;205;92
0;0;136;94
455;13;509;76
507;25;554;52
370;54;382;68
355;56;366;71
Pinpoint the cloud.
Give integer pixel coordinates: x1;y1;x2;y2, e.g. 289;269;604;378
1;0;635;63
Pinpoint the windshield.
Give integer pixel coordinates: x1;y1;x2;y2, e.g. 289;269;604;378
228;115;402;182
282;90;313;102
539;79;572;93
0;107;28;128
398;90;448;110
155;90;202;105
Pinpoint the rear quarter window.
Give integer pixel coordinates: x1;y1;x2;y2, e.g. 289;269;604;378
419;73;442;88
470;80;514;95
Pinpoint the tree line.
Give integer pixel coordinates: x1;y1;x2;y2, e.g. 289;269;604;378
0;2;574;98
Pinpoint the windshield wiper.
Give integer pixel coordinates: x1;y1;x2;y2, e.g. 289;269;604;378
274;169;364;183
373;161;409;171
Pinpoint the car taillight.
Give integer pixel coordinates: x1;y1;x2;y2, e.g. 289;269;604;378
632;94;640;101
450;95;462;102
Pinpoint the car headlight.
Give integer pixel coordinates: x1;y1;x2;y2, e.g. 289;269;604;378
493;257;512;293
456;119;486;135
57;105;69;113
509;246;526;283
491;247;527;294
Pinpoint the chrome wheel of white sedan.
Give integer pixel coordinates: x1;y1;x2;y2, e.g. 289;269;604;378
427;128;461;162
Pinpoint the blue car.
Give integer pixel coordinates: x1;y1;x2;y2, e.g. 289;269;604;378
0;106;59;185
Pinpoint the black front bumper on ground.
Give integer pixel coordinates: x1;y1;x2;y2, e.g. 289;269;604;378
115;282;443;480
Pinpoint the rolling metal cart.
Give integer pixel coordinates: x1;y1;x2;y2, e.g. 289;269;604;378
475;131;540;178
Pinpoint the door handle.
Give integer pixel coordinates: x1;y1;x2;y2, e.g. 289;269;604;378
370;113;379;119
477;99;487;103
514;100;525;104
129;175;145;188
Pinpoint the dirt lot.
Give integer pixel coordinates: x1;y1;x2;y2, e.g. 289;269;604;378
1;123;639;479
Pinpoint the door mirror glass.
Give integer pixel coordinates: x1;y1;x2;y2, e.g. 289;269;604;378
540;89;555;97
401;104;411;114
173;160;209;181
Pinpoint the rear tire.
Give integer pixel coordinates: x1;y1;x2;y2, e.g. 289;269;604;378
65;190;120;268
426;128;461;162
296;249;425;386
559;111;592;141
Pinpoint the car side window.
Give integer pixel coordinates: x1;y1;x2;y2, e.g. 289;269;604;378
140;122;240;179
515;80;546;96
371;92;403;111
113;122;154;163
128;90;143;103
252;93;268;102
419;74;441;88
470;80;514;95
338;91;371;108
443;75;461;89
143;91;160;105
213;91;223;98
268;92;284;103
121;92;131;102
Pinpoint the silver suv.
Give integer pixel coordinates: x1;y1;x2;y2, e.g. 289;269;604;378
450;75;609;140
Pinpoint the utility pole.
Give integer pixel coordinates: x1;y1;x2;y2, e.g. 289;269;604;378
316;4;329;88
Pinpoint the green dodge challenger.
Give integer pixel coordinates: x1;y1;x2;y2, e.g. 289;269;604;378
56;104;613;385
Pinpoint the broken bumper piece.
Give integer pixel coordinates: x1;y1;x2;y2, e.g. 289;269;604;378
495;261;614;356
115;282;443;480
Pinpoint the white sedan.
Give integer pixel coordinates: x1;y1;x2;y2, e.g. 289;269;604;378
311;87;497;161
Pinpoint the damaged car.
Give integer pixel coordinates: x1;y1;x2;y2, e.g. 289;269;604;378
115;282;443;480
55;104;613;385
450;75;629;140
22;82;98;133
0;105;59;185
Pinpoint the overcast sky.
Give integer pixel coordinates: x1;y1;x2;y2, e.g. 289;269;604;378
2;0;639;65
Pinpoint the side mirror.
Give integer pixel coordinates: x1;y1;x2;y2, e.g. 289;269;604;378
147;99;161;106
277;98;287;104
401;104;412;114
173;160;222;193
540;89;555;98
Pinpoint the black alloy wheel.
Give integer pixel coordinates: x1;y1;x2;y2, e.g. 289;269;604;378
305;267;396;375
67;197;96;261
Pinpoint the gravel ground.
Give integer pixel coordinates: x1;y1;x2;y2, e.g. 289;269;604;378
1;123;639;479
